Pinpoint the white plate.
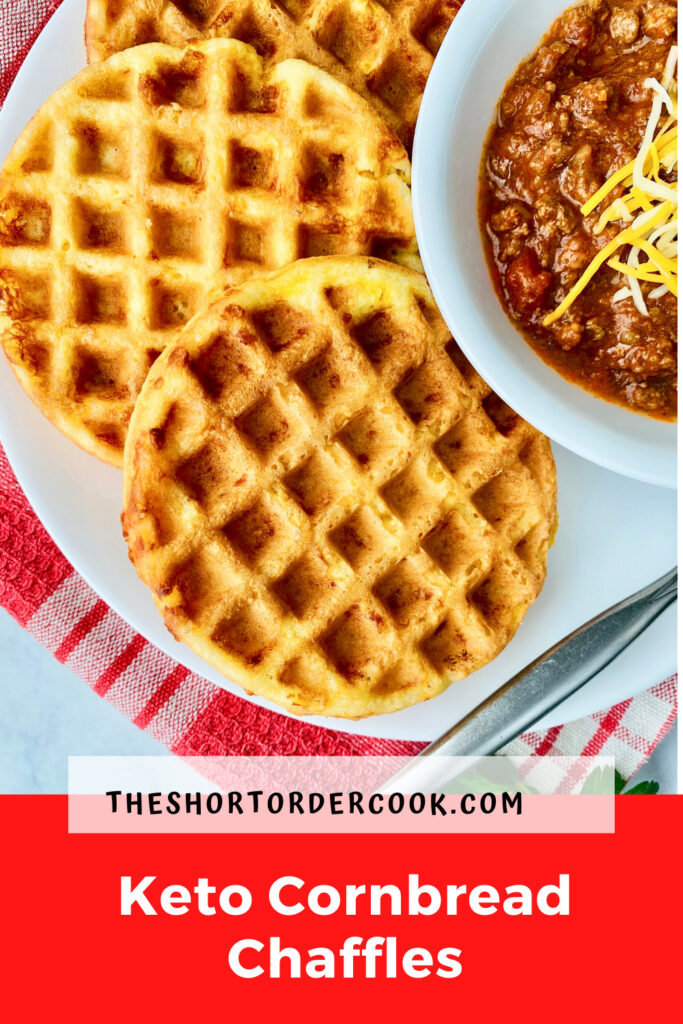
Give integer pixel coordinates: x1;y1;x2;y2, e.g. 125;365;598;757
0;0;676;741
413;0;677;489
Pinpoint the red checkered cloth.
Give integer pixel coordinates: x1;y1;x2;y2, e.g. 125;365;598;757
0;0;677;772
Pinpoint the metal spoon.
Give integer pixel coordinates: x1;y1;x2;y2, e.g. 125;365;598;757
378;567;677;793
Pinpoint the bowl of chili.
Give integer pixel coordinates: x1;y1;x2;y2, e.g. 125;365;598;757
413;0;677;488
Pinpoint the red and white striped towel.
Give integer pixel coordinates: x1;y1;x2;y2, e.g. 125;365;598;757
0;0;677;773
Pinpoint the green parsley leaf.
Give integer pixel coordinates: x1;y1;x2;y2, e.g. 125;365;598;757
622;780;660;795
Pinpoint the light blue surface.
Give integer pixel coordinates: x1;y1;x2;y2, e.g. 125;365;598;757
0;608;164;794
0;605;676;794
628;720;677;794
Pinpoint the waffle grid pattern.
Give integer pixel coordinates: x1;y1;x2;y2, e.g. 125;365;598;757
85;0;464;150
124;258;556;718
0;39;415;464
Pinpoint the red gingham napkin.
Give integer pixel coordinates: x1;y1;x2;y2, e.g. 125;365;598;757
0;0;677;772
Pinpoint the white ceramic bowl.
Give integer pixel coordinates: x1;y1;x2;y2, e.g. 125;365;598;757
413;0;677;489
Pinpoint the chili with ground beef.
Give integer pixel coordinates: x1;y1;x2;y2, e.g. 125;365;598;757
480;0;677;420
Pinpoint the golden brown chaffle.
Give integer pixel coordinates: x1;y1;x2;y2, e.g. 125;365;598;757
85;0;464;151
0;39;417;465
123;257;557;719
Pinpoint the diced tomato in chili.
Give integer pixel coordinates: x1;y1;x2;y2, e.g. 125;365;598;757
505;248;552;316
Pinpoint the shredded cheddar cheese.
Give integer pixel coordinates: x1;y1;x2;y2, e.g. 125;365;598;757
543;46;678;326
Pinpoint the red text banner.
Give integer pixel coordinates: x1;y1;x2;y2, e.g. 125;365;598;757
2;795;679;1021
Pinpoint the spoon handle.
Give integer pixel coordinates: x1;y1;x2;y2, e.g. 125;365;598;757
381;568;677;792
